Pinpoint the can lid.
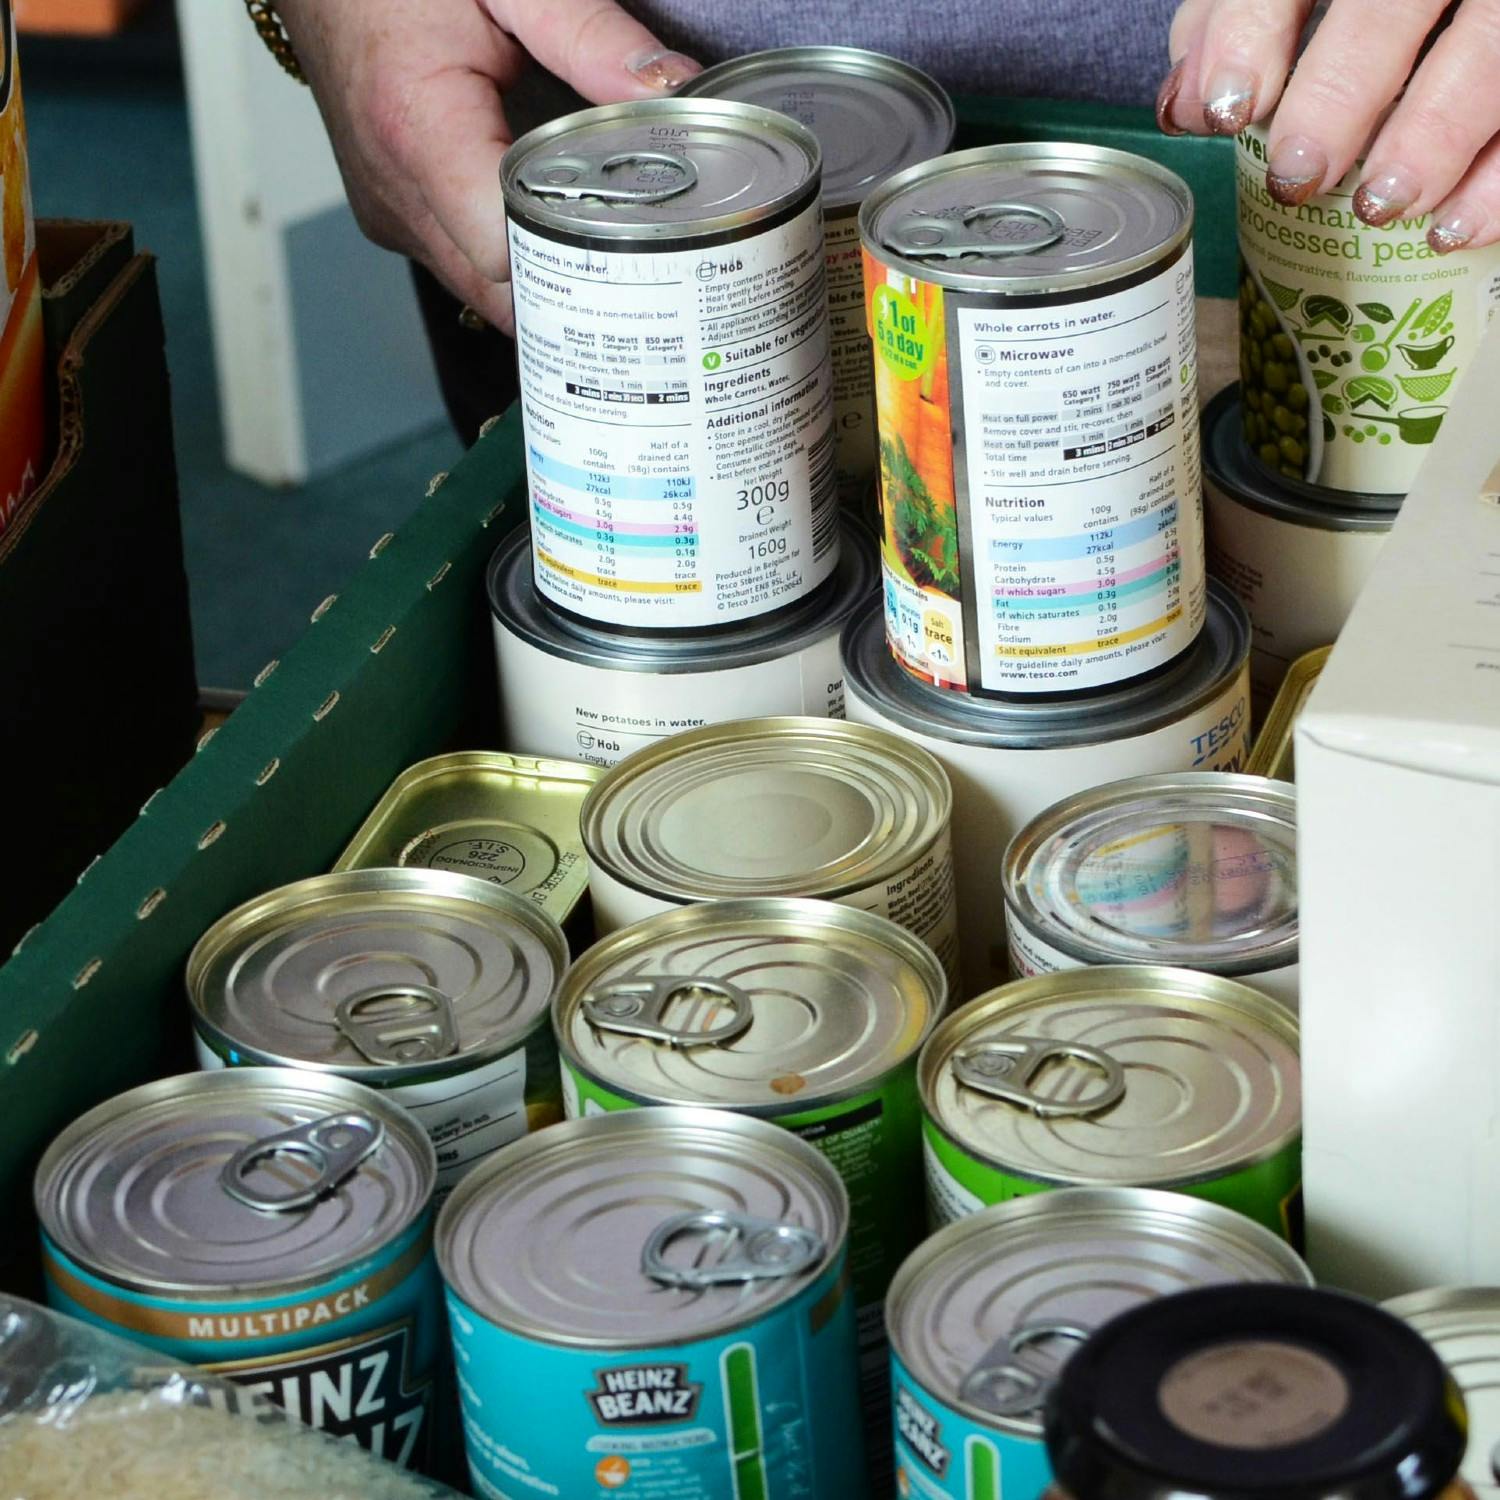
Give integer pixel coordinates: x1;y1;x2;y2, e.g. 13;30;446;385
842;580;1250;750
488;515;876;674
887;1187;1311;1436
862;142;1191;294
676;47;954;211
1386;1287;1500;1497
502;98;819;239
921;965;1299;1187
436;1106;847;1347
187;869;567;1080
1004;772;1298;975
1205;384;1399;526
1046;1286;1469;1500
581;716;950;904
35;1069;435;1294
556;897;946;1110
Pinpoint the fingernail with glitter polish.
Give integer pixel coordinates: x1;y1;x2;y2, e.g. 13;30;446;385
1202;65;1255;135
1266;136;1328;206
626;48;701;91
1353;166;1421;226
1428;205;1485;254
1155;61;1187;136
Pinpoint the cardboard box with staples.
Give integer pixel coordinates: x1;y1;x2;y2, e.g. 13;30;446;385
1299;320;1500;1297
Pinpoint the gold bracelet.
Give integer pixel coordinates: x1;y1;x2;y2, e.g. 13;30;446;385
244;0;306;84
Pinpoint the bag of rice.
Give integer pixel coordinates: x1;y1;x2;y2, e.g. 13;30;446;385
0;1295;465;1500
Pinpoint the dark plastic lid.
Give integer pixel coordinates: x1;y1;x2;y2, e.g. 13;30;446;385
1045;1285;1469;1500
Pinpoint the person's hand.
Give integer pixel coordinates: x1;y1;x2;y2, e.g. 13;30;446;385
1158;0;1499;253
276;0;701;332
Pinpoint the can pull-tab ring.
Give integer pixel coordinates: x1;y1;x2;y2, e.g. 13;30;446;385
885;201;1066;261
336;983;460;1065
641;1210;824;1288
959;1322;1093;1417
219;1111;385;1213
517;150;699;203
582;975;753;1048
952;1036;1125;1118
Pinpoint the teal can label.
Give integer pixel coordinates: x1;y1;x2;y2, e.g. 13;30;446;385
447;1251;868;1498
41;1216;444;1469
891;1352;1048;1500
922;1117;1304;1245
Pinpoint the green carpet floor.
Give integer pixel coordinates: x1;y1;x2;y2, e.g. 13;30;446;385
21;19;461;691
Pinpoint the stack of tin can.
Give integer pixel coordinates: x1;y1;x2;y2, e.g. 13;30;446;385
1210;122;1500;709
488;50;956;772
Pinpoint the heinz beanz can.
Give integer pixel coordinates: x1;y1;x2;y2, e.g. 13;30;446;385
1002;772;1299;1012
1236;121;1500;499
553;895;945;1474
678;47;955;509
843;581;1252;997
503;98;839;633
489;515;876;769
187;869;568;1198
918;965;1301;1240
1204;384;1395;706
35;1068;443;1469
888;1187;1312;1500
437;1106;867;1497
580;715;960;993
861;143;1204;697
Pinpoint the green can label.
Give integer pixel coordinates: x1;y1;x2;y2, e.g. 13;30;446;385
1236;122;1500;496
921;1117;1303;1245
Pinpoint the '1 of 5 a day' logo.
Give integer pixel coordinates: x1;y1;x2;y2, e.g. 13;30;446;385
588;1364;704;1425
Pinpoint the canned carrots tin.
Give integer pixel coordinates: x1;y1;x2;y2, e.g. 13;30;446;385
35;1069;443;1470
918;965;1301;1241
861;143;1203;698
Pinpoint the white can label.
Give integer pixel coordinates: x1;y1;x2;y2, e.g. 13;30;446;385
824;210;877;505
956;256;1206;693
1005;912;1080;978
509;203;840;629
495;617;847;769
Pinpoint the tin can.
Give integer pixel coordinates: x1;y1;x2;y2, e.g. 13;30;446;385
678;47;954;511
843;580;1252;996
437;1105;867;1496
918;965;1301;1240
35;1068;443;1468
860;143;1204;697
1003;772;1299;1011
502;98;839;634
1236;122;1500;500
333;751;600;945
888;1186;1312;1500
187;869;568;1198
580;715;960;992
0;4;43;532
1245;645;1330;781
1204;384;1394;706
1386;1288;1500;1499
489;514;876;770
554;896;946;1470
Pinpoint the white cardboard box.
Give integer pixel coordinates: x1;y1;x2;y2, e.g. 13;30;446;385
1298;322;1500;1297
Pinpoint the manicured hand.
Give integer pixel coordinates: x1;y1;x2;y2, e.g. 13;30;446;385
276;0;701;332
1158;0;1500;253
